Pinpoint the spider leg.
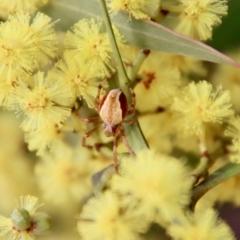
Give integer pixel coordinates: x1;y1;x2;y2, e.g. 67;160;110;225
122;118;137;124
113;132;121;173
126;85;136;116
120;125;136;157
78;116;101;123
95;78;109;111
82;124;102;148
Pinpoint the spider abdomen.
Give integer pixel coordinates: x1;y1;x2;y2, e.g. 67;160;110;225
99;89;128;126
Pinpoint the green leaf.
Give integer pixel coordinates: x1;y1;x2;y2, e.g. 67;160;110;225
44;0;240;67
191;162;240;210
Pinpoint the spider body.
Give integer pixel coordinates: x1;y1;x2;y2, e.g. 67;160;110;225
99;89;127;137
80;80;136;172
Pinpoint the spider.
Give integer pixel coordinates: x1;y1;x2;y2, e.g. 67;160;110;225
80;79;136;172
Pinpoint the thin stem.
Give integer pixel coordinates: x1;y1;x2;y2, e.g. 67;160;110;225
99;0;129;94
99;0;149;153
190;156;209;183
190;162;240;210
161;3;182;13
190;136;212;184
127;49;150;83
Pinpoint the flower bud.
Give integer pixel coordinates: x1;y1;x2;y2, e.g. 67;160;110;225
32;212;52;235
10;207;31;231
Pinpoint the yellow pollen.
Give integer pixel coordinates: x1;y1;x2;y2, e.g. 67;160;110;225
27;88;49;110
184;2;203;17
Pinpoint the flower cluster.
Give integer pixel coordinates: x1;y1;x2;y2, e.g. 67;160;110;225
35;142;111;205
168;208;235;240
161;0;228;40
48;52;101;108
64;18;124;78
176;0;228;40
77;150;236;240
0;12;57;106
0;13;124;155
171;80;233;136
77;150;193;239
0;0;239;240
78;191;148;240
134;51;181;112
111;150;193;222
9;71;73;132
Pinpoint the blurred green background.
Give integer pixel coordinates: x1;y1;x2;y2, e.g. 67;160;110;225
208;0;240;52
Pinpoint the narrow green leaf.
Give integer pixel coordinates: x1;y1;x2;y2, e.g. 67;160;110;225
191;162;240;210
44;0;240;67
